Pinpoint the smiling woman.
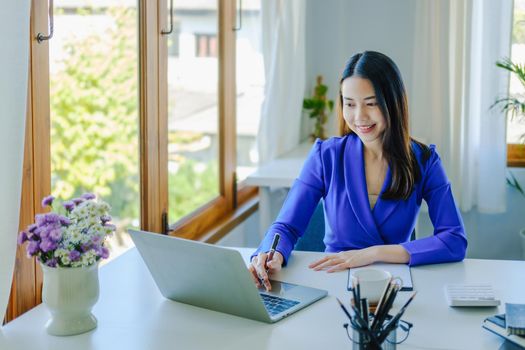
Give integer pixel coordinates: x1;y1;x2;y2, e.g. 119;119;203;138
250;51;467;292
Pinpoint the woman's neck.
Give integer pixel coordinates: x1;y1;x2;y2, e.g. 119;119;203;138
363;140;384;161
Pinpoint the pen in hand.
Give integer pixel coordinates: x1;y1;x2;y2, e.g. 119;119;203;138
265;233;281;273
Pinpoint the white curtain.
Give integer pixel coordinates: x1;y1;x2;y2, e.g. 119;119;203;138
411;0;512;213
257;0;306;164
0;0;31;324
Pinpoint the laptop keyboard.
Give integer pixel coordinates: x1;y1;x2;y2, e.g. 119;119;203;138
260;293;300;316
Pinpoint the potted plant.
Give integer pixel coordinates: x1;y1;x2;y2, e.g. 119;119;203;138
303;75;334;140
17;193;116;335
492;57;525;259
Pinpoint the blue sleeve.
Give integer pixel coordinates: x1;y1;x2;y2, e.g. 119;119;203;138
251;139;326;265
401;146;468;266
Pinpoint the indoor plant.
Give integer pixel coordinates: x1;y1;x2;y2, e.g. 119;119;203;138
17;193;116;336
303;75;334;140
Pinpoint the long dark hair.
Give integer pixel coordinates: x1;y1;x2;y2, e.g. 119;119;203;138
337;51;430;200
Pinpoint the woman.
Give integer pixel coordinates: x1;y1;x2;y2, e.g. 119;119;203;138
250;51;467;291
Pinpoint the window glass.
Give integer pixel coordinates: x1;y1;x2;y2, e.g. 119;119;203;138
49;0;140;261
508;0;525;144
167;1;220;222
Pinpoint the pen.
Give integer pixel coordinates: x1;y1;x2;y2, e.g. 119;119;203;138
336;297;353;320
372;283;399;332
360;298;369;328
355;278;361;316
351;305;382;348
371;280;393;329
377;292;417;344
265;233;281;272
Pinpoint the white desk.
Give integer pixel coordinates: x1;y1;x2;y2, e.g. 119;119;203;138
2;248;524;350
245;141;312;236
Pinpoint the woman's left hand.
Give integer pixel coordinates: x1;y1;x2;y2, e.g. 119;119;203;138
308;246;378;273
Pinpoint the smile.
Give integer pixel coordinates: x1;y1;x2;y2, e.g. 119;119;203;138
355;124;376;133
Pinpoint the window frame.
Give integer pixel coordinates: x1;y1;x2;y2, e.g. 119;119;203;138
508;143;525;167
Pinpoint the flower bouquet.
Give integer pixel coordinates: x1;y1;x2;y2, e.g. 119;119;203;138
18;193;116;268
17;193;116;336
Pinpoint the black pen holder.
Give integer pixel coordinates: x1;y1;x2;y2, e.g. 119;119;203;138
350;326;396;350
345;317;412;350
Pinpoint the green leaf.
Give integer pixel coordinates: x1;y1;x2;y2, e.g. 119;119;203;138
507;171;525;197
303;99;315;109
315;84;328;96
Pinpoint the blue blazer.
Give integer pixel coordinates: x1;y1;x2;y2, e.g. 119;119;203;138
253;134;467;266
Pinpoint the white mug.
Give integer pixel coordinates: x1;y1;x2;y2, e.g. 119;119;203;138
351;268;402;304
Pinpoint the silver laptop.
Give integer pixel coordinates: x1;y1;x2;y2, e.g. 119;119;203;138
128;229;327;323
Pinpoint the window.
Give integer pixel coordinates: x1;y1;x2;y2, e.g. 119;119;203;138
6;0;257;323
49;2;140;262
508;0;525;167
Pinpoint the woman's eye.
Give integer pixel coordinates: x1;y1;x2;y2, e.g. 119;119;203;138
367;102;377;107
345;103;355;108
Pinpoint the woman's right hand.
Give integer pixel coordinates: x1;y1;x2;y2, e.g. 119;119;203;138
248;251;284;291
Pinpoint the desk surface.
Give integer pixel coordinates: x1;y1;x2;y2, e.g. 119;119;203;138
2;248;524;350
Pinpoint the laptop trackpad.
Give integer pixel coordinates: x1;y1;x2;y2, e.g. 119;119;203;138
265;281;298;295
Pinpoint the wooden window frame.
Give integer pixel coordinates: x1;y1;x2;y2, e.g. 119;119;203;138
6;0;258;323
508;143;525;167
5;0;50;323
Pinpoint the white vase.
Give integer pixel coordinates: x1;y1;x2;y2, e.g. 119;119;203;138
41;262;99;336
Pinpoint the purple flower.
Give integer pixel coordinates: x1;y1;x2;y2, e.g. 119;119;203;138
91;235;102;244
44;213;60;224
49;228;62;241
26;241;40;257
39;227;50;240
72;198;85;206
100;247;110;259
59;216;71;226
39;239;57;253
17;231;28;245
35;214;46;226
100;215;112;224
81;193;96;200
69;250;81;262
80;243;92;252
45;258;58;268
28;227;41;241
63;201;75;212
41;195;55;208
28;223;38;233
95;246;110;259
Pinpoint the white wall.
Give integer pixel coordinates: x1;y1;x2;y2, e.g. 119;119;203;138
303;0;418;138
0;0;31;324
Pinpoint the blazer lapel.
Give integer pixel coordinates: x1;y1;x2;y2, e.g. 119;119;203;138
343;136;382;243
372;166;401;228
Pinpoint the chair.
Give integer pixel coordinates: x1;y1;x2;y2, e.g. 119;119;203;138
294;201;327;252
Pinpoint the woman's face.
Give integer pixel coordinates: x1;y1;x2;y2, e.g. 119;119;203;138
341;76;386;145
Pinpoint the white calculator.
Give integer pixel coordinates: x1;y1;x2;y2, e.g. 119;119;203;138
444;284;501;307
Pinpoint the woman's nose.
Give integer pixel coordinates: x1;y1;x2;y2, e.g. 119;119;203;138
354;105;367;120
